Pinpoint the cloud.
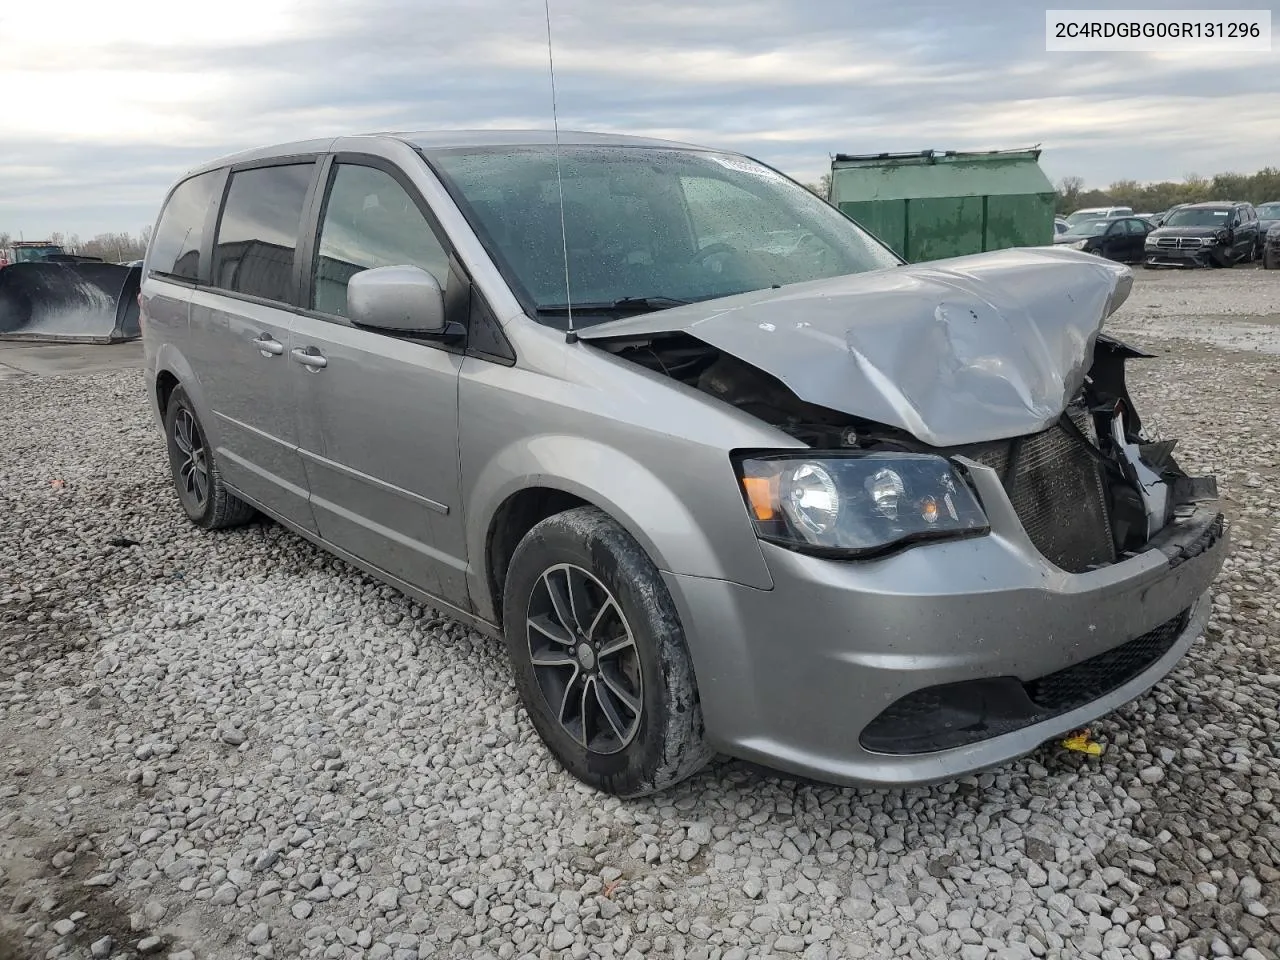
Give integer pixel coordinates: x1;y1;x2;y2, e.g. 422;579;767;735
0;0;1273;237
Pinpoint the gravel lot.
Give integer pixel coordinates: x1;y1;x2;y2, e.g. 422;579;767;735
2;265;1279;960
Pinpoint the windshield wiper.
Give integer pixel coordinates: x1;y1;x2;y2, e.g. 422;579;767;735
537;296;692;315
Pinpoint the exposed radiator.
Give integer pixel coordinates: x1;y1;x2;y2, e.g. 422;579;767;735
960;407;1117;573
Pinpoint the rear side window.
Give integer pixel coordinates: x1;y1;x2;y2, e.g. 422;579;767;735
211;163;314;303
311;164;450;318
149;171;222;279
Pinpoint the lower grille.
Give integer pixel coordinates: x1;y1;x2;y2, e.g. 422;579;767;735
859;609;1192;755
962;408;1116;573
1026;610;1188;712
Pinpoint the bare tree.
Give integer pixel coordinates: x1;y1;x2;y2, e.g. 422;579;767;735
1056;176;1085;214
76;232;148;262
803;173;833;201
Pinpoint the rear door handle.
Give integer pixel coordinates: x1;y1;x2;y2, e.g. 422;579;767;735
252;333;284;357
290;347;328;370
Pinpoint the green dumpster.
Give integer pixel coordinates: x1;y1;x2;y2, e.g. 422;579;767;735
828;148;1056;263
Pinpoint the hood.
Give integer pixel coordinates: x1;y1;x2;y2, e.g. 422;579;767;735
578;246;1133;447
1148;225;1228;239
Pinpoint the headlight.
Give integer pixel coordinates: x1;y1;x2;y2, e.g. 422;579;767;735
735;452;989;558
1068;239;1089;250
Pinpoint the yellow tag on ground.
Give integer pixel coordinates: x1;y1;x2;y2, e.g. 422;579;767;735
1061;730;1104;756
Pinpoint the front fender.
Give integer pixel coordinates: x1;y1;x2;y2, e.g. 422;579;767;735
465;434;774;623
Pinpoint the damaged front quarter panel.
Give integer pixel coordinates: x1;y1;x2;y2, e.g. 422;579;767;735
583;245;1223;570
578;246;1135;448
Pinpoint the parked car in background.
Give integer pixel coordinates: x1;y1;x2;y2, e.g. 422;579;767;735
1254;201;1280;258
137;129;1227;797
1144;201;1259;268
1150;203;1189;227
1264;222;1280;269
1054;217;1069;235
1053;215;1153;263
1065;206;1133;226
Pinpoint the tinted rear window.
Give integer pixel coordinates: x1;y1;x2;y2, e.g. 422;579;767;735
211;163;314;303
149;171;223;279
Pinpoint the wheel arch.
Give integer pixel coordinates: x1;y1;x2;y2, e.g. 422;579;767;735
149;345;218;442
485;487;592;629
468;436;772;627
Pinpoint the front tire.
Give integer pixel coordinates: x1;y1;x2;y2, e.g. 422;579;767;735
501;506;712;797
163;385;256;529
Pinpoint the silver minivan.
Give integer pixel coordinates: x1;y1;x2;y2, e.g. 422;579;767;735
140;130;1227;797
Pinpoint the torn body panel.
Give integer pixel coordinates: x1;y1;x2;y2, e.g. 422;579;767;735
586;248;1215;573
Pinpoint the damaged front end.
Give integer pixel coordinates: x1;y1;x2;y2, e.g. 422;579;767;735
582;249;1224;573
945;336;1223;573
599;328;1220;573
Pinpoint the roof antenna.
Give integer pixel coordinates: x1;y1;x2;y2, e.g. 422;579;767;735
543;0;576;343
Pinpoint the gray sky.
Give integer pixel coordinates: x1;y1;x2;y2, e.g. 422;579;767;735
2;0;1276;239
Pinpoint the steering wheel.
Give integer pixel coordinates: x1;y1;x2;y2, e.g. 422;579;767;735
691;242;737;263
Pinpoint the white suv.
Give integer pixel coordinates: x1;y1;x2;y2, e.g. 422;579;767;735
1065;206;1133;225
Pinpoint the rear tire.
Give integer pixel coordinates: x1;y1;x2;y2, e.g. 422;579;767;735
501;506;712;797
163;384;256;529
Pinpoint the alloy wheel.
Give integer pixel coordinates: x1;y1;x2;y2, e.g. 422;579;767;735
526;563;643;754
172;407;210;510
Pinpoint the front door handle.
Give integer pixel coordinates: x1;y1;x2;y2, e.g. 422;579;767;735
252;333;284;357
290;347;328;370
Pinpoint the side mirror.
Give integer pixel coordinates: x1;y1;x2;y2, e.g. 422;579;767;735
347;265;447;335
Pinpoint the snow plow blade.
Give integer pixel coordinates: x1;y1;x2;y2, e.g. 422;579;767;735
0;261;142;344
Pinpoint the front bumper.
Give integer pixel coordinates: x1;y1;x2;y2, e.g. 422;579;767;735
668;465;1227;787
1145;245;1219;267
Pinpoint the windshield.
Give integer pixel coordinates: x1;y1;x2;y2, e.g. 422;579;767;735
1256;203;1280;219
427;145;900;326
1164;207;1231;227
13;245;62;263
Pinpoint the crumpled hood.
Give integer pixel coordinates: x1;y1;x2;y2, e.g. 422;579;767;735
579;246;1134;447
